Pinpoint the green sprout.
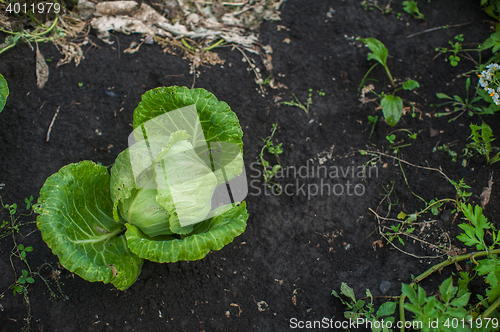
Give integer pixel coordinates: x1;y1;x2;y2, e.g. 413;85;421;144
467;122;500;164
332;283;397;330
432;78;489;121
259;123;283;192
367;115;378;139
402;1;425;20
281;89;313;115
435;35;471;67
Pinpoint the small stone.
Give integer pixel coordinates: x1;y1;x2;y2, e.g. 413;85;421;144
144;35;154;45
429;127;440;137
379;280;391;295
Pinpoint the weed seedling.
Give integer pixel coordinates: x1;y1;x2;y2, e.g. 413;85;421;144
433;143;459;162
361;0;392;14
432;78;490;121
402;1;425;20
12;269;35;295
1;196;67;331
281;89;313;115
385;129;417;152
332;283;397;330
435;34;480;67
259;124;283;192
467;122;500;164
367;115;378;139
358;38;419;126
385;222;415;246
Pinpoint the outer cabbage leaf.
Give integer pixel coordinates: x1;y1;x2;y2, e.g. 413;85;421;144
35;161;143;290
125;202;248;263
133;86;243;150
0;73;8;113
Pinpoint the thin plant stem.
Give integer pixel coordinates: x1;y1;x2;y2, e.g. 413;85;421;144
384;65;396;90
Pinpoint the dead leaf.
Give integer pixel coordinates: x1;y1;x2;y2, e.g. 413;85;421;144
261;44;273;54
123;41;143;54
481;173;494;208
359;84;376;104
36;45;49;89
55;39;87;67
262;53;273;71
372;239;383;250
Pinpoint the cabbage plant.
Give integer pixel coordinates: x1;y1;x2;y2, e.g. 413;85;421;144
35;86;248;290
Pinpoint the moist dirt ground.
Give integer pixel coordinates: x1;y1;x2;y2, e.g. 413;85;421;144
1;1;500;331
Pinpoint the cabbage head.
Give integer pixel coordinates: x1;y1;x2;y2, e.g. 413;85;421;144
35;87;248;290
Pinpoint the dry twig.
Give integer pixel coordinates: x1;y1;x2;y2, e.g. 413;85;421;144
46;106;60;142
406;21;473;38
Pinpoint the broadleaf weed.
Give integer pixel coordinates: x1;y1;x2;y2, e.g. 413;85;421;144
358;37;419;126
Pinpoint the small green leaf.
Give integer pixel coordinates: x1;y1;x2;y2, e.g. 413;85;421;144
439;276;454;303
340;282;357;303
14;285;23;294
406;213;417;223
450;292;470;308
402;283;417;304
358;38;388;67
417;286;426;306
403;79;419;91
26;277;35;284
403;1;425;20
376;301;396;317
381;95;403;126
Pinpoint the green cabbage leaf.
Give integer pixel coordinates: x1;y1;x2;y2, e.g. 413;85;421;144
35;161;143;290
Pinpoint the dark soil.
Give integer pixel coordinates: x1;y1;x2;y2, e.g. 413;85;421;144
1;1;500;331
